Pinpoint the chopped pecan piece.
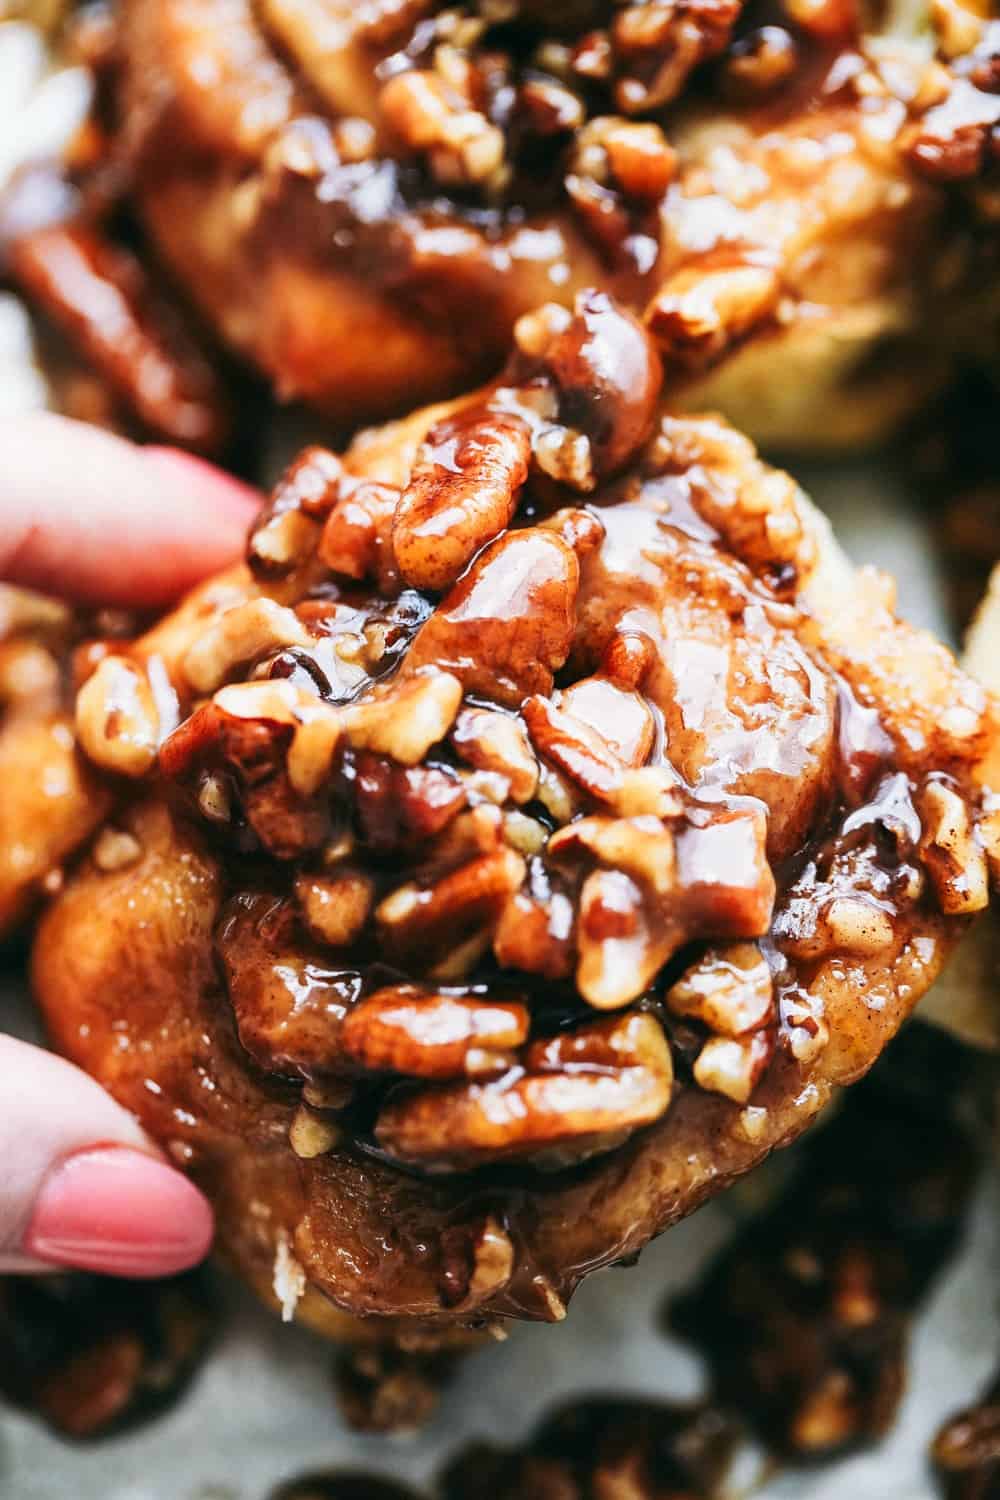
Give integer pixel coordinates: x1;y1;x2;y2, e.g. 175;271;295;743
452;705;539;803
676;806;775;938
666;942;774;1036
393;407;531;591
494;883;576;979
376;1010;673;1170
647;263;781;368
523;692;632;802
377;844;526;969
250;446;343;574
692;1028;775;1103
92;826;143;873
76;655;159;777
571;115;678;202
355;753;467;851
554;675;654;767
295;871;374;949
217;892;362;1078
160;680;341;854
918;777;990;914
289;1103;342;1158
319;479;401;593
343;670;462;765
611;0;742;112
724;26;799;98
183;599;313;694
379;67;505;186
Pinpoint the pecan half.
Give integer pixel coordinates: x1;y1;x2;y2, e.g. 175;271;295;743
9;225;230;454
340;985;529;1078
404;528;580;705
375;1010;673;1169
393;407;531;591
525;291;663;483
319;479;401;592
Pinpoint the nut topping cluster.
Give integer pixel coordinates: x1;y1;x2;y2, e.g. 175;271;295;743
67;293;999;1185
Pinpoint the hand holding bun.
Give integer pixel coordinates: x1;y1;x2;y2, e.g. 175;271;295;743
29;298;1000;1335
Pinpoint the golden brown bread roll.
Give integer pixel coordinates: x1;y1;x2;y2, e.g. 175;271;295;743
29;296;1000;1336
115;0;1000;442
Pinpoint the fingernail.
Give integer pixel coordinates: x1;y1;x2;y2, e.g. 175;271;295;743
25;1147;214;1278
144;446;262;519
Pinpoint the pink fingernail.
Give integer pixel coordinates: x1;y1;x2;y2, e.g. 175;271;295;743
144;446;262;519
25;1147;214;1278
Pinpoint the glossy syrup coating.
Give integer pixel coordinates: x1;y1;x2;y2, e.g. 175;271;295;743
110;0;1000;440
0;587;110;941
31;296;1000;1332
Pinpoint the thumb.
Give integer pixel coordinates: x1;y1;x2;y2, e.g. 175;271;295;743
0;413;261;607
0;1035;213;1277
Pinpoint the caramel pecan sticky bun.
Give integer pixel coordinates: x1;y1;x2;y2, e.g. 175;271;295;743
29;297;1000;1336
109;0;1000;443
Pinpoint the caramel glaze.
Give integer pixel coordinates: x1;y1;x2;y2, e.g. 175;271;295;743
0;593;110;942
116;0;1000;433
31;297;1000;1331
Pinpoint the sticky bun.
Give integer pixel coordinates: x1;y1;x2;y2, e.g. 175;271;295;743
30;296;1000;1335
111;0;1000;441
